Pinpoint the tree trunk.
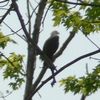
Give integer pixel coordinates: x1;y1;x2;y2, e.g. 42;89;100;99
24;44;36;100
24;0;47;100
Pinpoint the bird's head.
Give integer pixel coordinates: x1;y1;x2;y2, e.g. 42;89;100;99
50;30;59;38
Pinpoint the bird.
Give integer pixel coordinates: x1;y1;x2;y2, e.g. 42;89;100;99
39;30;59;86
40;30;59;63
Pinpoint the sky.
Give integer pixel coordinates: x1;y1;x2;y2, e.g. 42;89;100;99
0;0;100;100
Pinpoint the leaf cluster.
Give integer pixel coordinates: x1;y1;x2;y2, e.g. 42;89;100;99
0;53;25;90
0;32;25;90
50;0;100;35
60;65;100;96
0;32;11;49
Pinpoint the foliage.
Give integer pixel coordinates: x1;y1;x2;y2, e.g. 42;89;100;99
50;0;100;35
0;32;25;90
49;1;100;97
0;52;25;90
0;0;100;99
60;64;100;96
0;32;11;49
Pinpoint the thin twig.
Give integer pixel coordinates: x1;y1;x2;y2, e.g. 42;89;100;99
86;36;100;49
56;0;100;7
0;0;9;7
86;63;89;74
90;57;100;61
3;21;27;42
42;0;54;27
0;8;9;10
27;0;31;35
0;91;13;99
0;0;8;4
29;0;37;15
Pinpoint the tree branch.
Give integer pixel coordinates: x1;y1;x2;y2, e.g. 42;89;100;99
55;0;100;7
10;1;37;100
27;0;31;35
32;0;47;44
3;21;26;42
54;31;76;60
29;49;100;97
0;0;8;4
0;91;13;99
0;4;13;24
11;1;57;100
11;0;56;80
32;66;48;91
86;36;100;49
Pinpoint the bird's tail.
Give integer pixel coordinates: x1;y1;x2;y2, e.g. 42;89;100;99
43;61;57;86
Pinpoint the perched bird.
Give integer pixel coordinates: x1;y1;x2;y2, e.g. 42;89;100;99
39;30;59;86
40;30;59;63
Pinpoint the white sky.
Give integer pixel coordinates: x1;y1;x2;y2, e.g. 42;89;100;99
0;0;100;100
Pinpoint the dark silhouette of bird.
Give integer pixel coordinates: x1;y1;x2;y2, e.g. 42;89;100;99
40;30;59;63
40;30;59;86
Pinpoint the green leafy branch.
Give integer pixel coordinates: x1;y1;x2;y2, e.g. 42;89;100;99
50;0;100;35
60;64;100;96
0;52;25;90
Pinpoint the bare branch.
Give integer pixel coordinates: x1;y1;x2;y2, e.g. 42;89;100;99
32;66;48;91
85;63;89;74
32;0;47;44
0;8;9;10
0;0;9;7
54;31;76;60
0;4;13;24
41;4;51;28
29;1;38;15
0;0;8;4
27;0;31;35
3;21;26;41
11;1;58;100
0;91;13;99
11;0;56;79
90;57;100;61
42;0;54;27
55;0;100;7
86;36;100;49
11;1;36;100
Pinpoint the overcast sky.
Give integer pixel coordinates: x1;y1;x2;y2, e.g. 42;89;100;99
0;1;100;100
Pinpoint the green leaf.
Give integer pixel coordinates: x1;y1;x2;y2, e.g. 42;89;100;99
0;32;12;49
